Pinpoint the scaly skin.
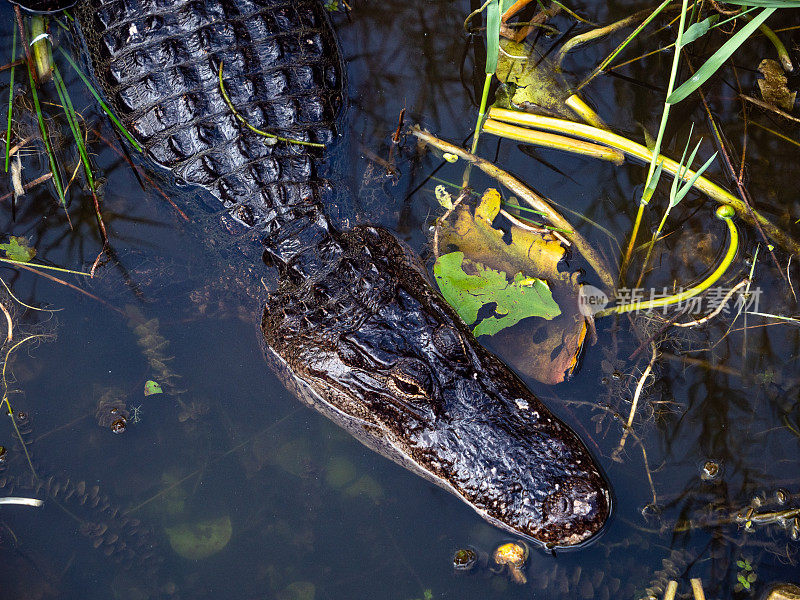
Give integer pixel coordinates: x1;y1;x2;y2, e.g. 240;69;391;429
75;0;610;546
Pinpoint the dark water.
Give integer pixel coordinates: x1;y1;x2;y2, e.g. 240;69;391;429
1;2;800;599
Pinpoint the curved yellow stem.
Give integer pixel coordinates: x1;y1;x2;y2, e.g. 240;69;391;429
482;119;623;163
596;206;738;317
486;107;800;255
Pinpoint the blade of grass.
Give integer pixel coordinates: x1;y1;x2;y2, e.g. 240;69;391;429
26;61;66;204
673;151;716;206
53;64;110;244
52;64;94;189
464;0;502;186
667;8;777;104
0;257;91;276
57;46;143;152
5;24;16;174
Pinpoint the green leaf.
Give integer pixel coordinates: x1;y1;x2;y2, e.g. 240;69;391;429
0;236;36;262
667;7;777;104
673;151;717;206
641;160;665;206
144;380;163;396
679;15;718;48
736;560;746;569
433;251;560;337
486;0;500;74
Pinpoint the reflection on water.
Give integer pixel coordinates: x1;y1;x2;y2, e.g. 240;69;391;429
1;1;800;598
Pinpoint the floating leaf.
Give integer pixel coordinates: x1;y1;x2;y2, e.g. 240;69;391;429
434;251;560;338
437;189;586;384
165;515;232;560
0;236;36;262
434;185;453;210
495;39;575;119
143;380;163;396
758;58;796;112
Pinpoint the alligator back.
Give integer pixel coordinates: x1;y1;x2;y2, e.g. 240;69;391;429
77;0;342;271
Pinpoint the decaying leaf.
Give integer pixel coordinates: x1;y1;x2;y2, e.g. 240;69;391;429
495;39;576;120
165;515;232;560
758;58;796;112
437;189;588;385
434;252;560;337
0;236;36;263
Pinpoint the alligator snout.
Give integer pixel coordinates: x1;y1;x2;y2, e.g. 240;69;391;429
539;479;611;546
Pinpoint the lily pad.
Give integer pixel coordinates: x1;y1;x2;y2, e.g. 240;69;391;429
0;236;36;262
165;515;232;560
434;252;560;337
436;189;588;384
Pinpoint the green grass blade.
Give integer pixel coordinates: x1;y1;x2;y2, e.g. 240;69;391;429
5;24;16;173
669;124;695;200
641;159;664;205
673;151;717;206
667;7;777;104
485;0;500;74
679;15;718;48
57;46;143;152
52;64;94;190
26;62;66;204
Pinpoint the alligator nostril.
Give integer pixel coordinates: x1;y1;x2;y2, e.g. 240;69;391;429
556;496;571;515
544;492;573;519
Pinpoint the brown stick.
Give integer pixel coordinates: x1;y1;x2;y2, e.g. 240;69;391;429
0;172;53;203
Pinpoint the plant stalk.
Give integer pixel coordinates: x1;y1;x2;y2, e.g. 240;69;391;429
486;107;800;255
596;206;737;317
620;0;688;281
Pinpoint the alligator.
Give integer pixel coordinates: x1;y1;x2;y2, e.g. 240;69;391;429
30;0;610;546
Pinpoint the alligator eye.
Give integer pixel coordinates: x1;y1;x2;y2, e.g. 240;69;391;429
388;359;433;399
432;326;467;360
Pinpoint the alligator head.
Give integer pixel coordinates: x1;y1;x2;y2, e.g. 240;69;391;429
263;225;610;547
